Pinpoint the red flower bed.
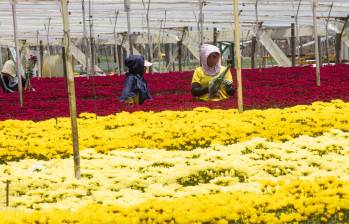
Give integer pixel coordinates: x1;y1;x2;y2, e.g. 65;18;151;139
0;65;349;121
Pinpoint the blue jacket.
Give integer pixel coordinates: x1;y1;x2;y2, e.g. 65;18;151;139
119;55;152;105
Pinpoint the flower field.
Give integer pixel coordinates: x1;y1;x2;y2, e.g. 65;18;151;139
0;66;349;223
0;65;348;121
0;100;348;161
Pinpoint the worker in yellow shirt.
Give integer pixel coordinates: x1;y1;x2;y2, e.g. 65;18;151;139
191;44;234;101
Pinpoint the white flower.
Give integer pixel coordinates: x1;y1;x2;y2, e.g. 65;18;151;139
30;162;45;173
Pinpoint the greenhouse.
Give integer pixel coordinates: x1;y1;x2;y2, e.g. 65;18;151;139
0;0;349;223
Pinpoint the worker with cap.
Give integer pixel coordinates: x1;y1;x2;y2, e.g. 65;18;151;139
119;55;152;105
0;55;37;93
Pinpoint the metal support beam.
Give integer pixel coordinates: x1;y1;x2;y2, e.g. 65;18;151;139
259;30;292;67
70;42;102;73
123;41;141;56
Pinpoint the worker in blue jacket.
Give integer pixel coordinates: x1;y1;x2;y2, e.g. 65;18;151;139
119;55;152;105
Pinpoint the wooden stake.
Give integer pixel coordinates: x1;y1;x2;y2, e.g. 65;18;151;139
11;0;23;107
336;33;342;64
254;0;260;69
143;0;153;72
177;40;182;72
158;20;163;72
103;46;110;73
7;48;11;61
171;44;175;71
22;40;31;90
114;45;120;75
160;10;167;72
213;27;218;46
90;37;96;75
44;17;52;78
335;16;349;64
251;36;256;68
113;10;121;75
88;0;95;75
118;44;124;73
199;0;204;45
82;0;90;74
230;43;235;68
6;180;9;207
318;36;323;66
299;37;303;58
62;47;68;113
295;0;303;63
165;43;170;69
124;0;133;55
0;46;3;72
291;23;296;67
325;3;333;64
312;0;321;86
95;37;100;68
39;40;44;76
36;31;41;78
61;0;81;180
233;0;243;112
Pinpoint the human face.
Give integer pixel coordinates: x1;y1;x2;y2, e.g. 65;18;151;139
207;52;220;67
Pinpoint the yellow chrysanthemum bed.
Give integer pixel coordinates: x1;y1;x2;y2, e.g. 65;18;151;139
0;100;349;223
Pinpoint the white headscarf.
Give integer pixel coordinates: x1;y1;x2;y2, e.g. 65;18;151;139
200;44;222;76
1;60;16;77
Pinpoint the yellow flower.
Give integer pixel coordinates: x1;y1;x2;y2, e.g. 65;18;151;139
0;100;348;161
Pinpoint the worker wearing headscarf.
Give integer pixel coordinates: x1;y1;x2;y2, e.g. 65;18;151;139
0;55;37;93
191;44;234;101
119;55;152;105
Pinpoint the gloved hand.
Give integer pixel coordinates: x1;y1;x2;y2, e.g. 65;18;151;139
224;80;235;96
223;80;233;86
